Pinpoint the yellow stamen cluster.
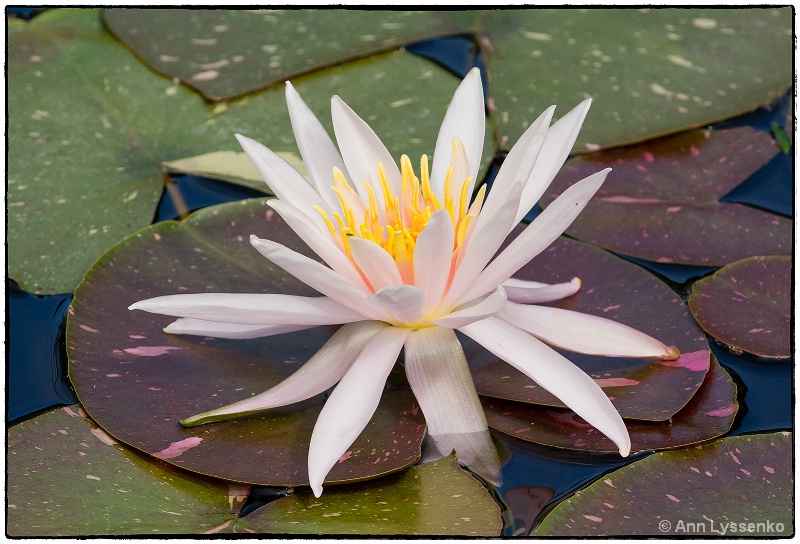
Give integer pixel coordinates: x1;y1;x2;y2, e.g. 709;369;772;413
313;154;484;279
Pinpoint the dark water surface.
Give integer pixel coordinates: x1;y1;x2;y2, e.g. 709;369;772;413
6;28;792;535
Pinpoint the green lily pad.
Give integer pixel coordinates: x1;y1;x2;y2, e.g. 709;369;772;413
103;9;481;101
465;235;710;422
539;127;790;266
246;455;502;535
68;198;426;486
536;432;793;536
482;355;737;453
8;405;258;536
689;256;791;359
9;9;492;294
483;8;793;152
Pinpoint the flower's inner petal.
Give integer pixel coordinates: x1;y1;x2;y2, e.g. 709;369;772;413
499;301;680;359
180;321;389;427
413;209;455;314
348;237;404;289
432;287;507;329
308;326;410;497
367;285;426;324
502;277;582;304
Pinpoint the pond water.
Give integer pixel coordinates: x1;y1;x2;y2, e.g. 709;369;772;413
6;24;792;535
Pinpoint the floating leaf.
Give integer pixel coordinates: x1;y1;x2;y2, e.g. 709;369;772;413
9;9;492;294
482;356;737;453
465;235;710;422
68;199;425;486
103;9;481;101
482;8;792;152
689;256;791;358
246;455;502;536
8;406;259;536
539;127;790;266
536;432;793;536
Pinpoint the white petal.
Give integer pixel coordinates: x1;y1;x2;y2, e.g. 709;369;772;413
368;285;425;324
458;317;630;456
422;430;502;487
164;318;316;339
268;200;371;293
404;327;487;436
461;168;609;304
285;81;347;212
331;95;401;211
441;181;523;309
235;134;328;231
432;287;507;329
431;67;485;200
250;235;389;321
414;210;455;313
181;321;388;426
348;238;403;291
308;326;410;496
499;302;680;359
514;98;592;225
129;293;363;326
447;137;473;220
475;105;555;232
502;277;582;304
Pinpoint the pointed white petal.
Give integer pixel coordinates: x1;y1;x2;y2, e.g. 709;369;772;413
459;317;630;456
441;182;523;309
502;277;582;304
414;210;455;313
447;137;473;220
285;81;347;211
423;430;503;487
129;293;363;326
331;95;401;207
432;287;507;329
513;98;592;225
348;238;403;291
462;168;609;304
368;285;426;324
268;200;371;293
404;327;487;435
249;235;389;320
476;105;555;231
499;302;680;359
235;134;328;231
308;326;410;496
181;321;388;426
431;67;485;200
164;318;316;339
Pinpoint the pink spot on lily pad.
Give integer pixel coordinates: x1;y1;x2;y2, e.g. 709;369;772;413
154;437;203;459
666;494;680;503
124;346;181;357
338;451;353;463
704;404;737;417
658;350;709;372
601;304;621;313
129;335;146;339
80;324;99;333
594;377;639;388
583;514;603;523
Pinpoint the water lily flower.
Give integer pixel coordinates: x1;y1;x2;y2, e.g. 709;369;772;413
130;68;679;497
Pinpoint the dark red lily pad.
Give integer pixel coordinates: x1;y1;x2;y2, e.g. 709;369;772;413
482;355;737;453
689;256;791;359
68;199;425;486
465;234;710;422
103;9;480;101
536;432;793;536
539;127;790;266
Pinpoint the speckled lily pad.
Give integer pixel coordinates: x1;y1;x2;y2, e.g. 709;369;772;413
536;432;793;536
7;406;256;536
540;127;790;266
483;8;793;152
465;235;710;422
482;356;737;453
247;455;502;536
689;256;791;359
68;198;426;486
103;9;481;101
